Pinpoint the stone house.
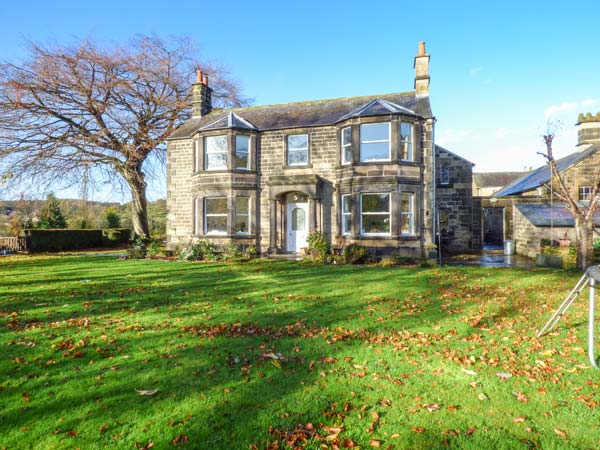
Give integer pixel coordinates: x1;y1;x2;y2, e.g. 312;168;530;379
494;112;600;257
166;43;476;257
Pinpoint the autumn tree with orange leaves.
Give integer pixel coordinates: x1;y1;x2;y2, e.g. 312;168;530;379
0;35;249;236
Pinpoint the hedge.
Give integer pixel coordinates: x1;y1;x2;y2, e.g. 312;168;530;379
22;228;131;252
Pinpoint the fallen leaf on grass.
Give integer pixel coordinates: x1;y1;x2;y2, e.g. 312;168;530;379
370;439;381;447
424;403;441;412
412;427;425;433
478;393;489;401
461;368;477;376
496;372;512;380
135;389;158;396
513;416;526;423
554;428;566;437
172;434;189;445
513;392;529;403
466;426;477;436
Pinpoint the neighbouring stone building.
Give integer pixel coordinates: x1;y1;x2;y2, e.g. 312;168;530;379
494;112;600;257
166;43;477;257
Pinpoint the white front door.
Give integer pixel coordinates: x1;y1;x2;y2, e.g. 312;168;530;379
287;202;309;253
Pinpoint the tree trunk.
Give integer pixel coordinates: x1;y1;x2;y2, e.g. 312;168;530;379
575;216;594;269
123;169;150;237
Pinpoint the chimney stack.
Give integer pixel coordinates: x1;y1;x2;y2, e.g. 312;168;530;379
192;69;213;118
576;112;600;149
414;41;430;97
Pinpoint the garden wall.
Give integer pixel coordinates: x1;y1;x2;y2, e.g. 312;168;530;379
23;228;131;252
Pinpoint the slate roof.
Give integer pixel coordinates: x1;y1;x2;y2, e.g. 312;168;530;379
494;144;600;197
199;112;257;131
516;202;600;227
473;172;529;188
435;145;475;166
168;91;432;140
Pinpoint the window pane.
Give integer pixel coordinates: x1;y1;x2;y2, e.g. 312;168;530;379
342;195;351;213
362;194;390;213
206;135;227;153
236;135;249;152
362;214;390;233
288;134;308;149
343;215;351;234
206;153;227;170
236;197;249;214
206;216;227;233
360;123;389;142
361;142;390;161
235;216;248;233
206;197;228;214
401;214;412;234
401;193;413;213
288;149;308;165
235;152;249;169
344;147;353;163
291;207;306;230
400;123;412;140
342;127;352;145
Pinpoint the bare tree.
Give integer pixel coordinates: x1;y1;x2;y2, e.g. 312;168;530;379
539;125;599;269
0;35;249;236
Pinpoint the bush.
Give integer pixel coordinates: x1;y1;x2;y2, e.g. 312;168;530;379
594;238;600;250
306;231;331;264
342;243;369;265
147;239;163;257
179;241;219;261
378;256;396;267
246;245;259;259
223;242;242;261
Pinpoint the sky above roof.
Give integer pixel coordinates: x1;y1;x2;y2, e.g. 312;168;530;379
1;0;598;201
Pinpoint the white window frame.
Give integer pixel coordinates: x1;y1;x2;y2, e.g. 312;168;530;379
287;134;309;166
579;185;593;202
204;135;228;171
235;135;250;171
360;122;391;162
341;127;352;165
400;122;414;161
360;193;391;236
204;197;228;235
341;194;351;235
235;197;250;235
400;192;415;236
440;164;450;185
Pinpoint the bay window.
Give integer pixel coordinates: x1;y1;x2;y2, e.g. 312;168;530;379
235;135;250;170
205;135;228;170
204;197;228;235
341;194;351;235
400;122;413;161
400;192;415;235
235;197;250;234
360;193;390;235
360;123;390;162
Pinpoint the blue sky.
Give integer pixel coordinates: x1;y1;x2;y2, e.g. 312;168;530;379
2;0;599;201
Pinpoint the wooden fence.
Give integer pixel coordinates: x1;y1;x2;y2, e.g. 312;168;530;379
0;236;29;252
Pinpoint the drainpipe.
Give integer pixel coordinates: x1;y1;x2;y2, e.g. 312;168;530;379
431;117;439;265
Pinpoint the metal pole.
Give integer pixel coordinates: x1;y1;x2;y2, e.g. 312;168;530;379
589;278;599;369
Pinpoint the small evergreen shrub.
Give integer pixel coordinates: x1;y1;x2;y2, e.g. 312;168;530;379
378;256;396;267
179;240;219;261
306;231;331;264
246;245;259;259
224;242;242;261
342;243;369;265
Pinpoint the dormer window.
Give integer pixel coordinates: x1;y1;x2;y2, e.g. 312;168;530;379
400;122;413;161
235;135;250;170
341;127;352;165
205;135;228;170
360;122;390;162
287;134;309;166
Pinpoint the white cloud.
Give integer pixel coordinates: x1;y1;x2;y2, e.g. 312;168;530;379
469;66;483;76
495;128;509;139
544;102;577;119
436;128;473;146
582;98;598;107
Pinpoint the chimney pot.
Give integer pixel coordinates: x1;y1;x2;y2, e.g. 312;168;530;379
418;41;426;56
196;70;203;83
202;74;209;86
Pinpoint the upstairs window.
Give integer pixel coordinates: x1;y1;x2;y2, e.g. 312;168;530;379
400;192;415;235
204;197;228;235
400;122;413;161
440;164;450;185
235;197;250;234
287;134;309;166
360;193;390;235
235;135;250;170
579;185;593;201
205;135;228;170
360;123;390;162
341;127;352;165
341;194;351;235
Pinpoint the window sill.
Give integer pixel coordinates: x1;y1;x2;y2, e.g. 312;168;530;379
194;234;256;239
284;164;313;169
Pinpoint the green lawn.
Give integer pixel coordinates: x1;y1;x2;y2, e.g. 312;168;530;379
1;256;598;449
